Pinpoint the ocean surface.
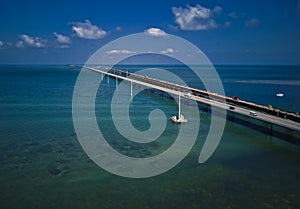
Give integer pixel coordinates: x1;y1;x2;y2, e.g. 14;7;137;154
0;65;300;209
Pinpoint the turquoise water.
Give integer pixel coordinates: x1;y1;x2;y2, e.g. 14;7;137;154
0;65;300;209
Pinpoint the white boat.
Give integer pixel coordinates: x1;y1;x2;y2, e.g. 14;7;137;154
276;93;284;97
171;96;188;123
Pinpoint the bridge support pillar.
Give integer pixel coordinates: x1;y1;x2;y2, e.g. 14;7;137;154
130;81;132;96
116;77;118;90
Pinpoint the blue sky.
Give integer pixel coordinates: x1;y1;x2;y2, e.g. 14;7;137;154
0;0;299;64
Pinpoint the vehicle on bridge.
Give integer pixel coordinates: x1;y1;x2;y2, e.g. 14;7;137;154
233;96;240;100
249;111;257;117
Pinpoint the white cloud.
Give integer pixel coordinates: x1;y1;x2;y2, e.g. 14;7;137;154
59;45;71;48
161;48;174;54
228;12;238;18
245;18;260;27
172;4;219;30
72;20;107;39
144;28;167;36
106;49;136;55
228;12;246;19
17;34;45;48
224;21;232;28
115;26;122;31
213;6;222;15
0;41;3;47
16;41;23;48
54;32;71;44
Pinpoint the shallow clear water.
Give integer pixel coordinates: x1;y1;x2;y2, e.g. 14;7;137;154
0;65;299;209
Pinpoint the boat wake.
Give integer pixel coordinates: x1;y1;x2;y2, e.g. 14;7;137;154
230;80;300;86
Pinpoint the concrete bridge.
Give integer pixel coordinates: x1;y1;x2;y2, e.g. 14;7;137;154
83;66;300;135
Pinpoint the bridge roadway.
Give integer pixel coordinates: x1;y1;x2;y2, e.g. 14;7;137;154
84;66;300;132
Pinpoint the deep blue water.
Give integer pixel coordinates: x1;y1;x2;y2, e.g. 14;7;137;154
0;65;300;209
218;65;300;113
